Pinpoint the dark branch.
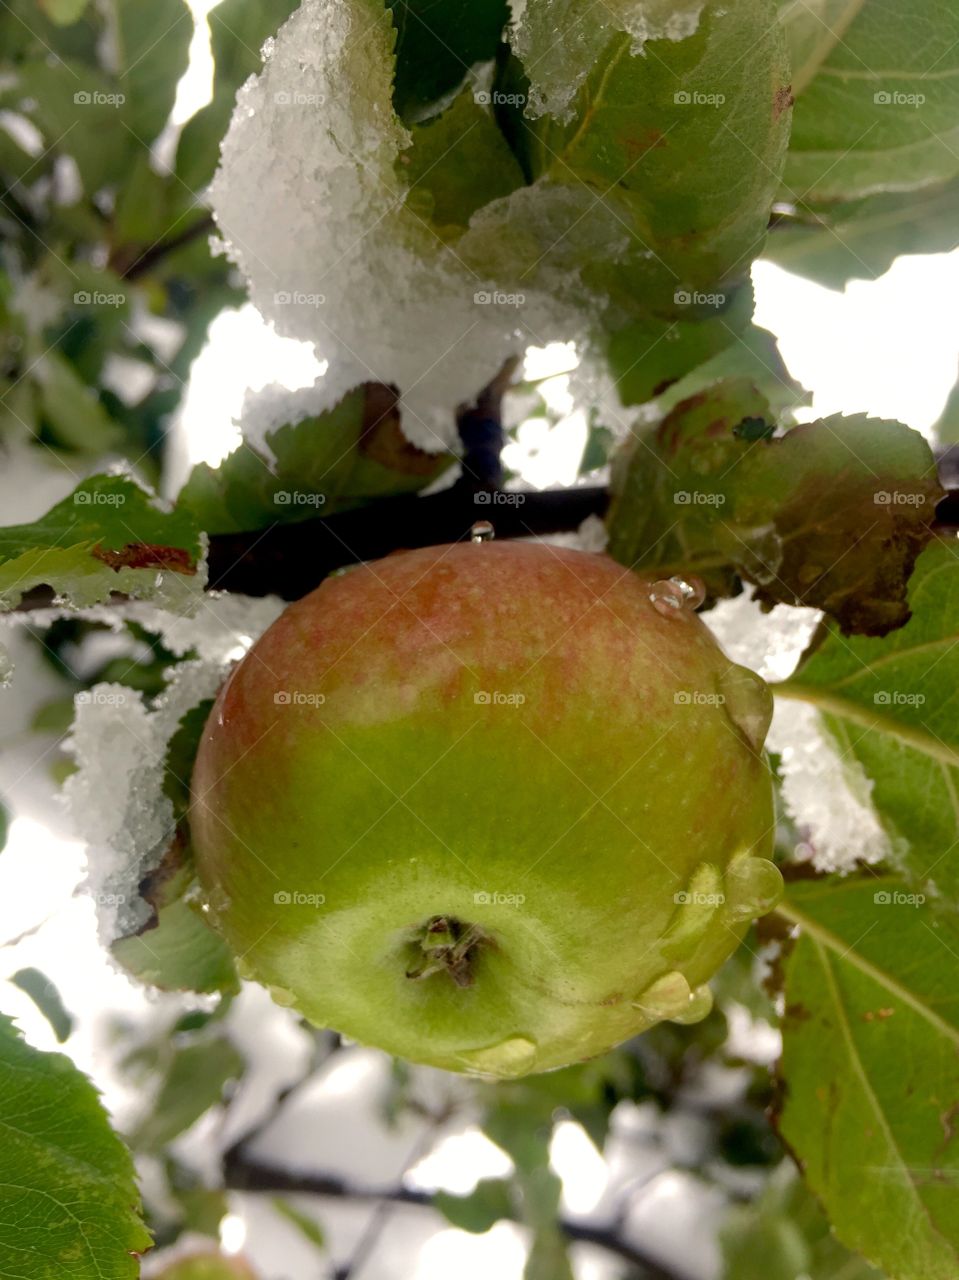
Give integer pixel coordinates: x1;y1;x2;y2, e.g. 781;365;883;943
222;1147;691;1280
119;212;215;281
206;484;609;599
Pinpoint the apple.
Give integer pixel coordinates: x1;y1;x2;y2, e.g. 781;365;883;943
191;540;780;1077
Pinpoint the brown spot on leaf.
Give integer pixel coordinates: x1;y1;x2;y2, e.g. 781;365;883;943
774;85;794;118
93;542;196;574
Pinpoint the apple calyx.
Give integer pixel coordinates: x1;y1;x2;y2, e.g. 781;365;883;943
405;916;492;988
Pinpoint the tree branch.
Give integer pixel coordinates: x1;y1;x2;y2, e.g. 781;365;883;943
118;212;215;281
206;484;609;599
222;1147;691;1280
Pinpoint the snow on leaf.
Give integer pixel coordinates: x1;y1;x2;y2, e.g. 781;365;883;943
0;474;206;612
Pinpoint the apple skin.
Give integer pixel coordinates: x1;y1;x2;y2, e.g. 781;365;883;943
191;542;779;1077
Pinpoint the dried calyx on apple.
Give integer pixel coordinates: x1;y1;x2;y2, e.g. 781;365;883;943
191;540;781;1077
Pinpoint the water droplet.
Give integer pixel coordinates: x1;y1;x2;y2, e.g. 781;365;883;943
739;524;783;584
471;520;495;543
457;1035;538;1078
672;574;706;608
649;575;705;617
723;855;783;921
670;983;713;1025
632;969;692;1020
718;663;773;752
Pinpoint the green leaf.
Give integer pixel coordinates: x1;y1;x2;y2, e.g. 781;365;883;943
778;0;867;96
0;799;8;854
399;88;524;233
387;0;509;123
9;60;129;191
435;1179;515;1233
0;1013;151;1277
272;1199;326;1248
473;1;792;401
784;1;959;200
34;350;122;454
0;473;206;610
607;382;944;633
114;696;238;995
112;859;239;996
178;383;454;535
777;539;959;901
114;0;194;146
606;288;757;407
163;700;214;823
765;179;959;290
776;876;959;1280
176;0;300;190
9;967;74;1042
130;1035;244;1151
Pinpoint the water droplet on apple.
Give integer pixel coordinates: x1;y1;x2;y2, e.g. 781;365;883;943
670;983;713;1025
470;520;495;543
718;663;773;752
649;575;705;617
456;1035;538;1077
723;855;783;921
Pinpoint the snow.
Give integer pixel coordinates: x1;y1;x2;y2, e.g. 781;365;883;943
704;590;890;871
59;592;284;943
208;0;618;453
509;0;703;120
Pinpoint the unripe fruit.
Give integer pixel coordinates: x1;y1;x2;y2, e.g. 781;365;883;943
191;542;780;1076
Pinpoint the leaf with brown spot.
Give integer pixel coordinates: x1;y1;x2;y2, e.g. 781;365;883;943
93;542;197;574
607;379;944;634
0;474;205;610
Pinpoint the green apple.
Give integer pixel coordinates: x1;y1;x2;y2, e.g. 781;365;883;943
191;541;780;1077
